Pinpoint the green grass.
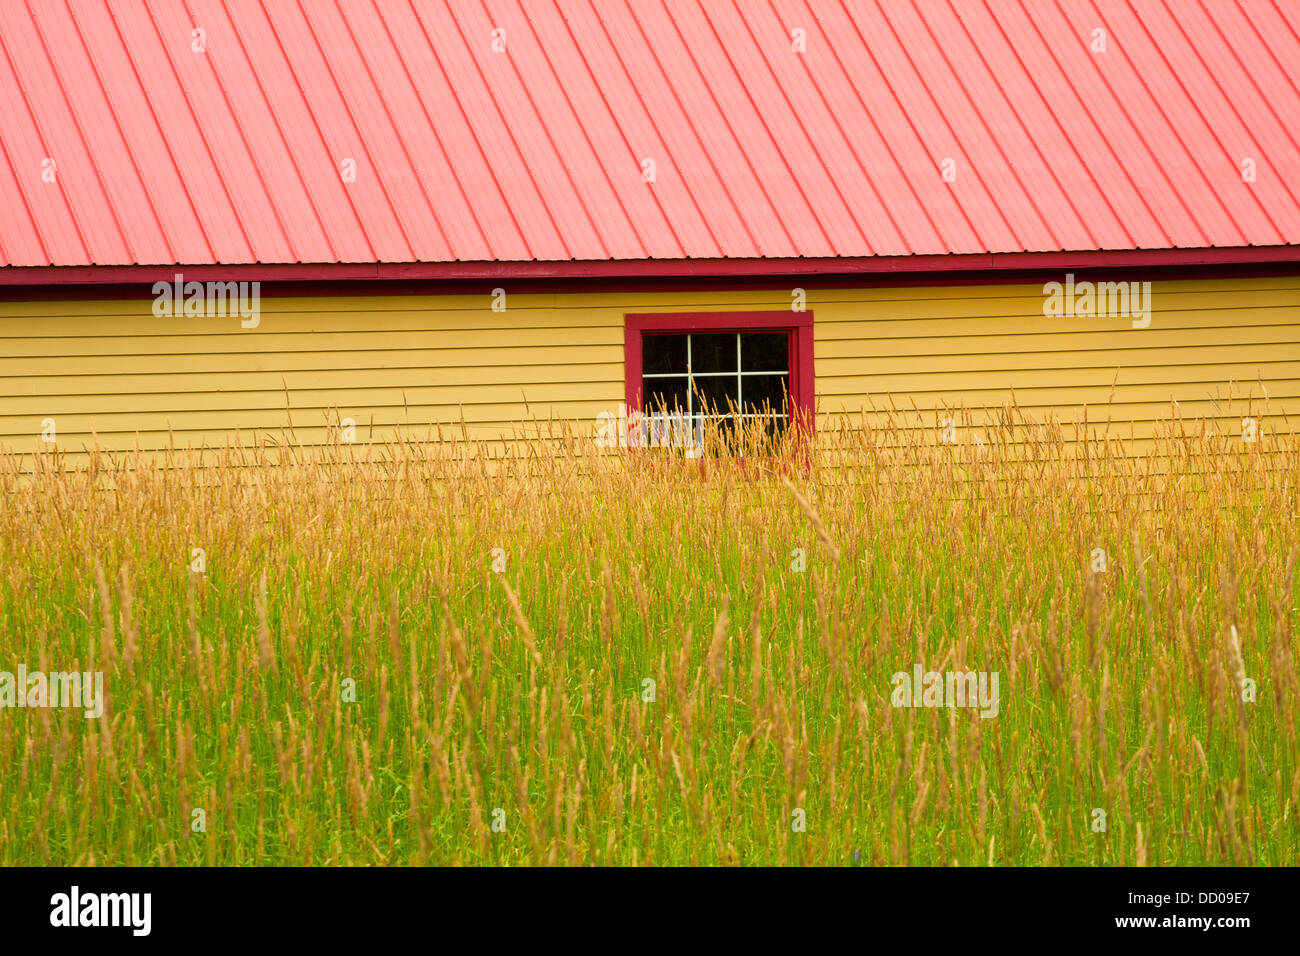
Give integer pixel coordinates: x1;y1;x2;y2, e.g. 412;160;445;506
1;413;1298;865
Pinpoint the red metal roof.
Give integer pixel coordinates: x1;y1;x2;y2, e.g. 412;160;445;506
1;0;1298;269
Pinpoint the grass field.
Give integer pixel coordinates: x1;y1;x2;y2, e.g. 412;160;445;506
1;406;1298;866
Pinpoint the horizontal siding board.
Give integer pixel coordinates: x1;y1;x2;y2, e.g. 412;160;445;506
817;348;1300;377
0;326;623;356
13;381;618;415
813;392;1291;415
0;399;617;437
0;346;624;377
6;297;1299;338
811;412;1288;439
0;364;624;396
816;328;1300;360
812;308;1300;337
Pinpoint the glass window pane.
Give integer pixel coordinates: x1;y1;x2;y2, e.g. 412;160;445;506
741;332;788;372
741;374;789;415
643;376;689;413
690;333;737;373
643;334;687;375
692;375;739;416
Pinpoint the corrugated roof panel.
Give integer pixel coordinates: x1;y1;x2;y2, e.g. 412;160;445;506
345;0;490;261
419;0;570;259
1196;1;1300;223
776;0;944;254
310;0;454;262
670;0;838;257
890;1;1055;251
1140;0;1287;245
33;0;166;264
497;0;646;259
987;2;1155;249
229;0;375;263
529;0;682;259
958;0;1123;250
0;12;66;265
451;0;609;260
77;0;219;264
378;0;530;261
828;0;992;253
1098;0;1247;245
634;0;800;257
148;0;294;263
735;2;898;255
269;0;416;261
188;0;331;263
1;0;1297;268
594;0;756;257
1024;1;1201;248
692;0;864;255
114;0;254;263
0;1;114;265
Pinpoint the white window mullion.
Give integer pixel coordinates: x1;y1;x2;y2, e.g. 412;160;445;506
735;333;742;418
686;334;693;420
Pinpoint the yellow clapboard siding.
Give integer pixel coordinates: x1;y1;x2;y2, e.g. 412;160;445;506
813;387;1291;413
5;288;1297;335
10;421;590;447
1;275;1298;457
816;327;1299;359
0;400;617;438
15;381;617;416
814;309;1299;339
818;365;1299;396
0;310;621;337
0;325;623;356
811;415;1285;444
0;346;624;378
0;364;625;397
817;348;1300;378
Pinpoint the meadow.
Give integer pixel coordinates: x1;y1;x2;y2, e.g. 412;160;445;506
1;405;1297;866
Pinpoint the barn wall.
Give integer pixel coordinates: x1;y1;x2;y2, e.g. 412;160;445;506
0;275;1297;461
812;275;1300;445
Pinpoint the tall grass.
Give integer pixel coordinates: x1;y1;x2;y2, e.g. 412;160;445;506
0;405;1297;866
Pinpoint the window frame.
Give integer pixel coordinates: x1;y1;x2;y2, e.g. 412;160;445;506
623;311;815;435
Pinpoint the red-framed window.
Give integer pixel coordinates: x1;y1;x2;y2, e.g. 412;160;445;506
624;312;814;442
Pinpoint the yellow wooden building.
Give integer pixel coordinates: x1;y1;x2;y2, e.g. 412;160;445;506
3;275;1296;460
1;2;1297;461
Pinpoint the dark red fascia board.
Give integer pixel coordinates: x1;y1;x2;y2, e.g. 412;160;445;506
0;245;1297;300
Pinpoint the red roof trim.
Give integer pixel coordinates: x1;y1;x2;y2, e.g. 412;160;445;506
2;244;1298;291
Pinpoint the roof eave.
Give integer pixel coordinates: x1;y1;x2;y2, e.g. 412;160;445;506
1;246;1297;298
